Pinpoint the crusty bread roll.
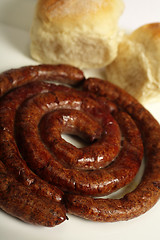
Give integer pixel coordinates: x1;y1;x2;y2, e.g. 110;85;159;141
105;23;160;103
30;0;124;69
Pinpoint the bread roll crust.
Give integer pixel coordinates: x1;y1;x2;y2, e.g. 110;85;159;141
30;0;124;69
36;0;122;32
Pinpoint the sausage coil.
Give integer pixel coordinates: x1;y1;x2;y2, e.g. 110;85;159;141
0;65;160;226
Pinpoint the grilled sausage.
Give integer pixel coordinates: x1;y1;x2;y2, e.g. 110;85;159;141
0;161;66;226
0;65;159;226
0;64;85;97
12;84;142;196
64;78;160;221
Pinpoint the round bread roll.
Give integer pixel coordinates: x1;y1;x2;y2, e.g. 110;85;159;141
105;23;160;103
30;0;124;69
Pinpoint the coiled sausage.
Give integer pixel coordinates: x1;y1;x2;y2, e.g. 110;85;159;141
0;65;159;226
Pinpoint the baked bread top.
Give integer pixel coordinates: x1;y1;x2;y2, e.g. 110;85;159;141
30;0;124;69
36;0;124;33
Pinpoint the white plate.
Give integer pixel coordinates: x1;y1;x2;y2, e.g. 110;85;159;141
0;1;160;240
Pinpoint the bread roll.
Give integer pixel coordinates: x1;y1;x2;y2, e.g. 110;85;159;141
30;0;124;69
105;23;160;103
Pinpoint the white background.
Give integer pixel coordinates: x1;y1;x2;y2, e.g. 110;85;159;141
0;0;160;239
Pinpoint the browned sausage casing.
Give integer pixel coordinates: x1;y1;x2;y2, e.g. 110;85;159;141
0;161;66;226
65;78;160;221
0;64;159;226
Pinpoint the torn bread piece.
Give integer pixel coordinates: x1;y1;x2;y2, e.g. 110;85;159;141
106;23;160;103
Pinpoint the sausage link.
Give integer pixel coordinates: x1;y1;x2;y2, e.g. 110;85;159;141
17;102;121;170
1;65;159;226
0;64;85;97
64;78;160;221
0;161;66;226
0;82;65;202
13;87;143;196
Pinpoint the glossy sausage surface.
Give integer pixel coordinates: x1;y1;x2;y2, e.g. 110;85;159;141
0;65;159;226
65;78;160;221
0;161;66;226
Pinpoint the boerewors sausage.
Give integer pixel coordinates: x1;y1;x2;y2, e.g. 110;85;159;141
0;65;160;226
65;78;160;221
0;161;66;226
